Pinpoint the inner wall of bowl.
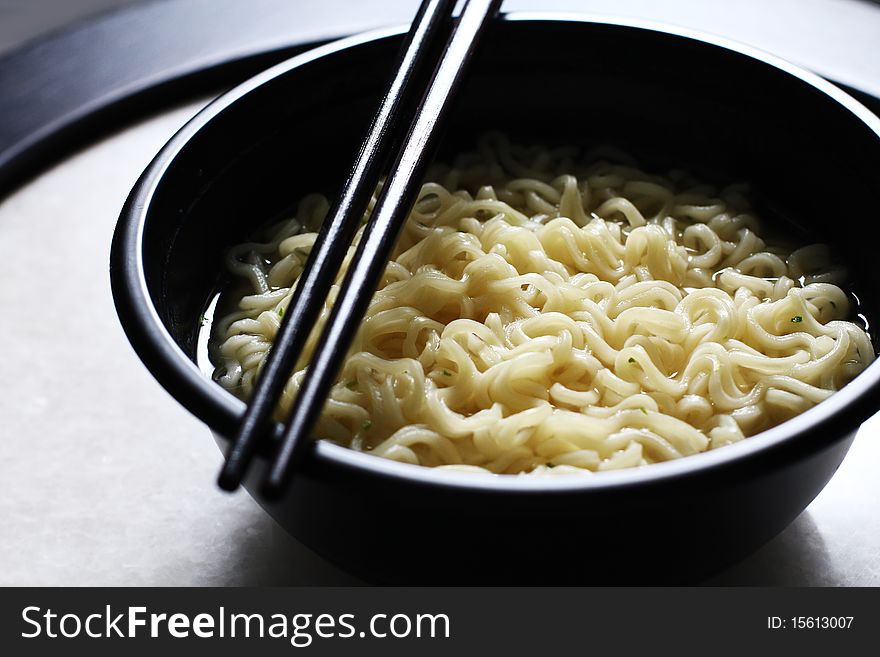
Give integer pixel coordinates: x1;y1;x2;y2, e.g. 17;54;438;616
143;20;880;363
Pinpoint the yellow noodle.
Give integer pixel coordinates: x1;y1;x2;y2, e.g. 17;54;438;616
211;134;874;475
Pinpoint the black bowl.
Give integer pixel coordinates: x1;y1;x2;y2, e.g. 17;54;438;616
110;14;880;584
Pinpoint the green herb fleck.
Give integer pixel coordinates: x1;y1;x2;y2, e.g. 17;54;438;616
199;314;207;326
442;369;452;376
278;306;285;317
362;421;372;431
545;462;555;468
628;357;636;364
791;315;803;323
640;408;648;415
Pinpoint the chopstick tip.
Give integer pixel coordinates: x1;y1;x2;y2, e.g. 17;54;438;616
259;474;288;500
217;462;244;492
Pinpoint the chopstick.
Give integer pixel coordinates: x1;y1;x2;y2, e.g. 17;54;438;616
217;0;459;491
263;0;503;497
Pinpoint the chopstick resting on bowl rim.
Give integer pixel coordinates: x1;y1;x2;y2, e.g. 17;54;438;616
217;0;457;491
218;0;503;494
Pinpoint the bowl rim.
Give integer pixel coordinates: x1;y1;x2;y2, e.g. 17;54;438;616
111;11;880;494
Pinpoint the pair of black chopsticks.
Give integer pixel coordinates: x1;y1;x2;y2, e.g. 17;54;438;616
218;0;503;495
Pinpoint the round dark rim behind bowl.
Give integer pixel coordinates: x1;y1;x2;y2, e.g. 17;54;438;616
111;13;880;495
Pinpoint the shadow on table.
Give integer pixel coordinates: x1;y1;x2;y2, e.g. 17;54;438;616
703;511;839;586
201;506;364;586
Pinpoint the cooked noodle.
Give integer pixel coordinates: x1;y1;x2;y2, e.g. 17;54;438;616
211;133;874;475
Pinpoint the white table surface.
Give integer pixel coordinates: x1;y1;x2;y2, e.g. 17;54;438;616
1;0;879;586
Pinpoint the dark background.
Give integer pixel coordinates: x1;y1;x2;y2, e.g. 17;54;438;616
0;0;139;54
